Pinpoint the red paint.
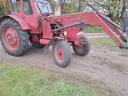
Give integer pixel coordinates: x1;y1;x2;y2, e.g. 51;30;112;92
40;39;51;45
2;27;19;51
42;20;53;39
55;46;64;61
8;15;30;30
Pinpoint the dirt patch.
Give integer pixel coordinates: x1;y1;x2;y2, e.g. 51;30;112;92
91;55;128;74
0;45;128;96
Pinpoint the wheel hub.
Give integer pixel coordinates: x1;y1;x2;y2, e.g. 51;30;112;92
6;31;17;45
2;27;19;50
56;46;64;61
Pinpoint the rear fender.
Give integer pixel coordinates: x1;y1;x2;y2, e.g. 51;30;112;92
0;15;31;30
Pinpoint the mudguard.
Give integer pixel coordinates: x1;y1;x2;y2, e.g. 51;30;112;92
0;15;31;30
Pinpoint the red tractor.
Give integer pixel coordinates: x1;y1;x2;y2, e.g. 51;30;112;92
0;0;127;68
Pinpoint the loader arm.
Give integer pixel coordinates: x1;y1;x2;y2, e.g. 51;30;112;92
48;12;127;48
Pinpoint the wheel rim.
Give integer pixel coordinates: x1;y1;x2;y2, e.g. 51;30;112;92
55;45;64;63
2;27;19;51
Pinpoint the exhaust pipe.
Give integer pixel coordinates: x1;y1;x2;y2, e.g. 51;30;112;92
54;0;61;16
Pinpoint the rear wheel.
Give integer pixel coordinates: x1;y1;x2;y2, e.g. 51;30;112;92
0;19;31;56
73;35;90;56
53;40;72;68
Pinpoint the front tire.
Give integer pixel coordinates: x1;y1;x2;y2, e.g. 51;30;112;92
53;40;72;68
0;19;31;56
73;35;90;56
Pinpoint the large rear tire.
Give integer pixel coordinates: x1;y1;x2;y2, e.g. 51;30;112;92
53;40;72;68
73;35;90;56
0;19;31;56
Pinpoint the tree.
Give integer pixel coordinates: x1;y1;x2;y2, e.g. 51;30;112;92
90;0;128;23
0;0;10;16
59;0;89;13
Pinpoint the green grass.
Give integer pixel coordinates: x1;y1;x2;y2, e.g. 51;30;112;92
84;26;104;33
0;62;97;96
0;9;4;16
89;38;117;47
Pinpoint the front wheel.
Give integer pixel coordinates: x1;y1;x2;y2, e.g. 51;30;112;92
53;40;72;68
73;35;91;56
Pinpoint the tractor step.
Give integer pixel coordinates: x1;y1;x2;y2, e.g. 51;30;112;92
40;39;51;45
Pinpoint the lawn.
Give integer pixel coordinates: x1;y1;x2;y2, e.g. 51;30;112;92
84;26;104;33
89;38;117;47
0;62;98;96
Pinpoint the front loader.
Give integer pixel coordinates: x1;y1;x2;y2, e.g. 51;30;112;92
0;0;127;68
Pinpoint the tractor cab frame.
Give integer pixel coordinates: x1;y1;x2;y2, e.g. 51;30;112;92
8;0;54;44
11;0;53;15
